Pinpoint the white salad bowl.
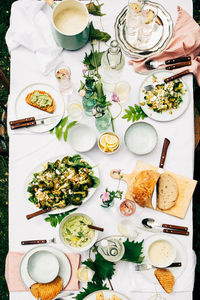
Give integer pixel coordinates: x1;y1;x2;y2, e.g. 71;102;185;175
59;213;99;252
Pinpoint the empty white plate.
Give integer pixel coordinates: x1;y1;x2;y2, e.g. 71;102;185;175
27;250;59;283
68;124;96;152
124;122;158;155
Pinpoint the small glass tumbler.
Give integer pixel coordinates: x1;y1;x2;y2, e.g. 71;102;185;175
138;4;157;44
126;0;143;36
82;97;97;116
67;92;83;121
95;111;111;132
55;64;73;95
114;81;131;104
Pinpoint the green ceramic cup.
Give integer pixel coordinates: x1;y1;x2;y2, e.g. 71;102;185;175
51;0;90;50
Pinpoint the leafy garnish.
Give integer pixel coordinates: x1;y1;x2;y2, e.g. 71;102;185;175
83;253;115;284
90;22;111;42
44;208;77;227
75;282;109;300
122;105;147;123
91;176;100;188
63;121;77;142
50;116;78;142
122;239;144;263
86;2;105;16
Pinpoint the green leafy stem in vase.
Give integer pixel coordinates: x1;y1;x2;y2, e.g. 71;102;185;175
122;105;147;123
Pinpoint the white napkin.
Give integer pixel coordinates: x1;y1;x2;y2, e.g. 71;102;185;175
6;0;63;75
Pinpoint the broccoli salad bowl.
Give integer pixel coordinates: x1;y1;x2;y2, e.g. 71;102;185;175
26;154;100;214
59;213;98;252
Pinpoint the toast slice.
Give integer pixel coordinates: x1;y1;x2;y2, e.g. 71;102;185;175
157;173;178;210
154;268;175;294
25;90;55;113
30;276;63;300
132;170;160;208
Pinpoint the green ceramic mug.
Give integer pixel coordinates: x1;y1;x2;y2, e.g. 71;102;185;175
50;0;90;50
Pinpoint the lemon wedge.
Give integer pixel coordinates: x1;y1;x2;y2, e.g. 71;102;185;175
99;134;109;148
77;267;88;282
105;134;118;145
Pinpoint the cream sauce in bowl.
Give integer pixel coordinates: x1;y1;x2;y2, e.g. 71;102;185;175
54;7;88;35
148;239;176;268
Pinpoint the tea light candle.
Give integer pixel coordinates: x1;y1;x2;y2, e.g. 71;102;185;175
120;200;136;216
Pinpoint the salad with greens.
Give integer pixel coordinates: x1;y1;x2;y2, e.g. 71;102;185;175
27;155;100;209
140;77;187;114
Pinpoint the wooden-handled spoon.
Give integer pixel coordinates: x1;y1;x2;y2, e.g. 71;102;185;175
26;207;51;220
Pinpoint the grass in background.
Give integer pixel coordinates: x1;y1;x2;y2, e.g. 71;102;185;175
0;1;200;299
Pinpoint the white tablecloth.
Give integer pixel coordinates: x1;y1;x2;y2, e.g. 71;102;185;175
8;0;195;299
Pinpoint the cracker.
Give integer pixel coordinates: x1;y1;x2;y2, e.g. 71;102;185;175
154;268;175;294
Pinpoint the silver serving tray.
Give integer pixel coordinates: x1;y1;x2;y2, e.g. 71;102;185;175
114;0;173;59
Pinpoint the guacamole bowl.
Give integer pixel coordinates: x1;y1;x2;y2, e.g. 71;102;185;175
59;213;98;252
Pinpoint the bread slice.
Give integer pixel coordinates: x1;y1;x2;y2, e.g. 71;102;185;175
30;276;63;300
111;296;121;300
25;90;55;113
96;291;104;300
154;268;175;294
132;170;160;208
157;173;178;210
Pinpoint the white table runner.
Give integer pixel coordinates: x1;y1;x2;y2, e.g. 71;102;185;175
8;0;195;299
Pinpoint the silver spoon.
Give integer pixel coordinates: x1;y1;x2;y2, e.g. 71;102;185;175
142;218;188;231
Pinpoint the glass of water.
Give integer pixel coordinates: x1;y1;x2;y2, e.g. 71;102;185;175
126;0;143;36
114;81;131;104
138;4;157;44
67;92;83;120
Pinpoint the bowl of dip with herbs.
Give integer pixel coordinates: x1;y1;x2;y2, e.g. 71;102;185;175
59;213;98;252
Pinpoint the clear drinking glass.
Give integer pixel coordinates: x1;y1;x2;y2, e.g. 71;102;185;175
126;0;143;36
114;81;131;104
95;111;111;132
138;4;157;44
67;92;83;120
55;64;73;95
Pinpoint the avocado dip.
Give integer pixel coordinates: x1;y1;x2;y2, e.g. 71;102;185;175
31;91;52;107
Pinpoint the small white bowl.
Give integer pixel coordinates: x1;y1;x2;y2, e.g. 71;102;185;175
68;124;96;152
59;213;98;252
27;250;59;283
124;122;158;155
98;132;120;154
147;239;176;268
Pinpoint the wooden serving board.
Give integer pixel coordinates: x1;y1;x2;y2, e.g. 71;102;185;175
110;160;197;219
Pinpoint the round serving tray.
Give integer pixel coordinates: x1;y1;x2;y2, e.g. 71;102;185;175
114;0;173;59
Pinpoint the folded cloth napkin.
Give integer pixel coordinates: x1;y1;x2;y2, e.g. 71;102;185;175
6;0;63;75
5;252;81;292
129;6;200;85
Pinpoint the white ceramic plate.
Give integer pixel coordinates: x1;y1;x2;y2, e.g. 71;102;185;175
68;124;96;152
139;70;190;121
83;290;129;300
20;245;71;289
124;122;158;155
25;153;99;215
15;83;64;132
129;234;187;285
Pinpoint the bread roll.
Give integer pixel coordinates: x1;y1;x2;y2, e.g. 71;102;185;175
132;170;160;208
